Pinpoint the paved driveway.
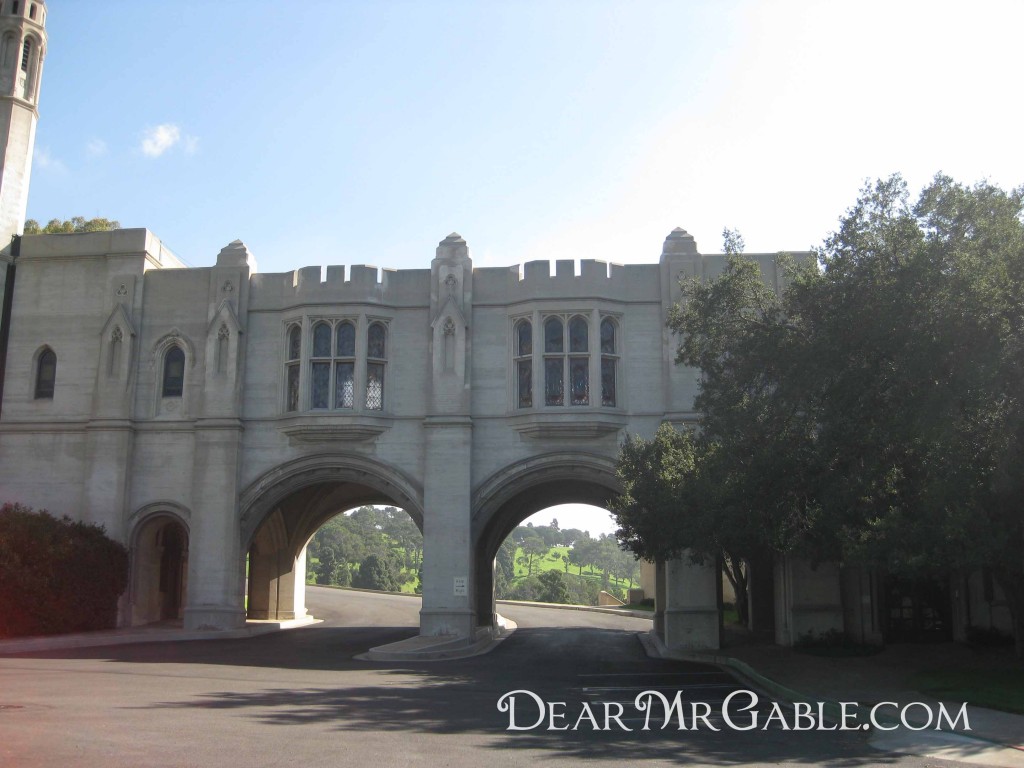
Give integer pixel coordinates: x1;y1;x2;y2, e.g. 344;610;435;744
0;587;973;767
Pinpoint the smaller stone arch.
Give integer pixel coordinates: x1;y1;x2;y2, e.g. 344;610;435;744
472;451;622;628
128;504;191;626
239;454;425;621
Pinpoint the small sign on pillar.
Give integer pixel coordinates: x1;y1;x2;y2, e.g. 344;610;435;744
453;577;467;596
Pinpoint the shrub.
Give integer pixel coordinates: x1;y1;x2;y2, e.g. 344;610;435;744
0;504;128;637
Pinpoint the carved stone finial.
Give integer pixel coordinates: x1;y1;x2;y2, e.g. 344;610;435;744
662;227;698;256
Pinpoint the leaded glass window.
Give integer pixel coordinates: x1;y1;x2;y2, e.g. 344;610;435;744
335;362;355;408
286;325;301;412
570;357;589;405
34;348;55;399
288;325;301;361
569;316;588;353
601;317;615;354
514;319;532;408
544;317;563;353
601;317;618;407
162;346;184;398
368;323;386;359
335;321;356;408
312;322;332;357
544;358;563;406
337;321;355;357
366;363;384;410
366;323;386;410
310;321;332;408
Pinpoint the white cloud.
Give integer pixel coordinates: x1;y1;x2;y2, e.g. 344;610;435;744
34;146;67;174
85;138;107;157
140;123;182;157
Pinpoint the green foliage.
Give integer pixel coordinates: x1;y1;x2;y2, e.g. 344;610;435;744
0;503;128;637
614;173;1024;653
308;505;421;592
24;217;120;235
537;570;570;604
315;546;338;586
353;553;400;591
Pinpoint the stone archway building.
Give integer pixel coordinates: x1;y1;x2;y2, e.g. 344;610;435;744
0;221;845;651
0;1;879;653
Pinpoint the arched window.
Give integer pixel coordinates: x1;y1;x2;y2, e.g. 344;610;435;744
543;317;564;406
567;315;589;406
366;322;386;410
285;325;301;412
310;321;332;408
600;317;617;407
514;319;532;408
20;38;29;72
162;346;185;398
335;321;355;408
34;347;55;399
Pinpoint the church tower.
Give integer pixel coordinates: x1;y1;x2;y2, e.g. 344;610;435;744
0;0;44;244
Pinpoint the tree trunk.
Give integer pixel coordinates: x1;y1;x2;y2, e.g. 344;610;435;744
723;553;749;627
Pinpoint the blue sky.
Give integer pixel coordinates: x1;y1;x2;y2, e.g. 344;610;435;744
30;1;1024;536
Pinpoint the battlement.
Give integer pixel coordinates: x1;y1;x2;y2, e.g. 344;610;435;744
473;259;662;304
248;263;431;310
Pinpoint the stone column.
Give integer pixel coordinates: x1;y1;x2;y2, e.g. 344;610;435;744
663;553;721;650
419;416;475;638
774;556;844;646
184;422;246;630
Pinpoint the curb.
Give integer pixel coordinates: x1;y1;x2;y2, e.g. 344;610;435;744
638;630;1019;752
0;617;321;654
497;599;653;620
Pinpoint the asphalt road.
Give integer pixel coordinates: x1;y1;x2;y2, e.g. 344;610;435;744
0;587;976;767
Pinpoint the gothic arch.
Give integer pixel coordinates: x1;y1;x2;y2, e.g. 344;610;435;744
239;453;424;621
471;451;622;627
128;504;191;626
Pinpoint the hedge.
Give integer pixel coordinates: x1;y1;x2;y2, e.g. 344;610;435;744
0;503;128;637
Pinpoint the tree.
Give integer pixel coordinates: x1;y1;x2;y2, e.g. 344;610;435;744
537;570;570;604
315;546;338;585
615;175;1024;654
353;553;400;592
517;533;547;577
24;217;120;235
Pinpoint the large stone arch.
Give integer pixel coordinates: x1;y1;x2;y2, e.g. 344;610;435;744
471;451;622;628
238;453;424;620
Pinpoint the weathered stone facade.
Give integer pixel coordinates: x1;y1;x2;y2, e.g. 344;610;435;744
0;220;812;648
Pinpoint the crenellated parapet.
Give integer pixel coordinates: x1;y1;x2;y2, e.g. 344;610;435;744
248;263;430;311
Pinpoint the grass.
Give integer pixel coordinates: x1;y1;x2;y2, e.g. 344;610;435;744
910;668;1024;715
512;545;636;592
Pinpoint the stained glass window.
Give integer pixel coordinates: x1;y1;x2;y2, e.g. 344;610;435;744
569;316;588;353
287;325;301;361
311;362;330;408
517;320;532;357
335;361;354;408
517;360;532;408
545;358;563;406
162;347;184;397
286;364;300;412
601;318;615;354
337;322;355;357
312;322;332;358
366;363;384;410
34;348;55;399
544;317;563;354
570;357;589;405
601;358;616;407
368;323;386;359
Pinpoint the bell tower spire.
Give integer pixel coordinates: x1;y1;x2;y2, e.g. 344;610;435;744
0;0;45;245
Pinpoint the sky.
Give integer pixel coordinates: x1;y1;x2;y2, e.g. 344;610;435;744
28;1;1024;537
